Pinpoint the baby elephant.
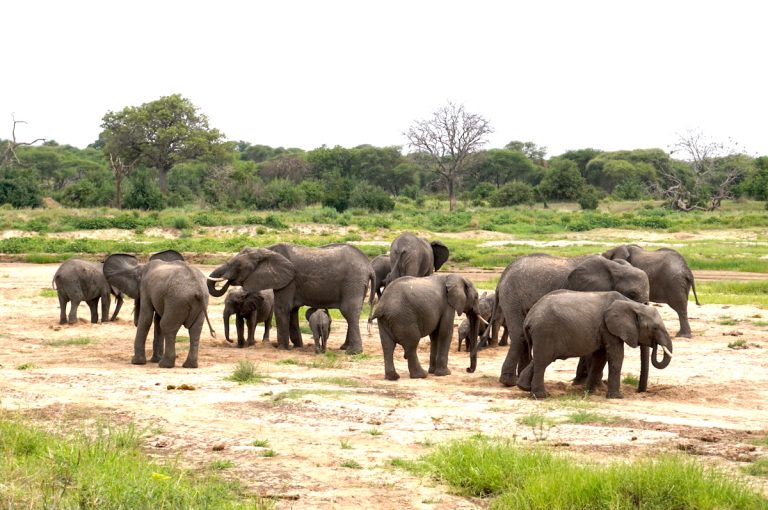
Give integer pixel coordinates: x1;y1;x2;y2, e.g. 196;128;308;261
53;258;123;324
223;289;274;347
518;290;673;399
457;317;488;352
305;307;332;353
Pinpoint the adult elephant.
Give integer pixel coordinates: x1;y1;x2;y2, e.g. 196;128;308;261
603;244;700;337
207;243;375;354
472;254;650;386
518;290;673;399
53;259;123;324
384;232;449;285
103;252;214;368
371;254;391;300
371;274;480;380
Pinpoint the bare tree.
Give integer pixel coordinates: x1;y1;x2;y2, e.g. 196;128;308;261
109;153;135;209
658;130;746;212
1;115;45;169
405;102;492;210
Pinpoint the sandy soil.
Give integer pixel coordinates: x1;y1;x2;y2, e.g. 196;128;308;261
1;262;768;508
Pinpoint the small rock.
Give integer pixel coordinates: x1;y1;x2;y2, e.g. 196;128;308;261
212;444;225;451
178;384;196;390
631;436;637;441
166;384;176;390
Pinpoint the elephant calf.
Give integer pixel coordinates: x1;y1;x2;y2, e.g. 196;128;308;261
53;258;123;324
518;290;673;399
224;289;274;347
457;316;488;352
306;307;332;353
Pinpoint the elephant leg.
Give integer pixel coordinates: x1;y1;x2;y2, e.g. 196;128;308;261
289;307;303;347
236;315;245;348
110;294;123;321
246;313;257;346
87;298;99;324
530;358;550;399
262;311;272;342
605;343;625;399
182;315;203;369
379;324;399;381
339;304;363;355
638;345;650;393
273;303;292;350
150;314;163;362
499;318;524;387
100;292;110;323
58;294;68;324
585;349;607;395
572;356;590;386
672;302;692;338
490;320;500;347
429;318;452;376
132;307;154;365
405;343;427;379
68;299;81;324
517;361;533;391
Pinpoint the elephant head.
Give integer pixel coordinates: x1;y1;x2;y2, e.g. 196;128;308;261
207;248;296;297
442;275;482;374
604;300;673;369
566;256;650;304
602;244;638;263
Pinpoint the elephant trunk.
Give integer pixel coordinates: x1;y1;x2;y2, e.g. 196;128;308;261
638;345;649;392
651;334;673;370
466;311;480;373
207;278;231;298
223;311;233;343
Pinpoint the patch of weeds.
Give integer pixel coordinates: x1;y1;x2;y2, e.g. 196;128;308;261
348;353;373;362
517;414;556;442
565;410;614;424
340;459;362;469
271;389;346;404
388;458;419;470
340;440;352;449
176;336;189;343
728;339;748;350
419;437;436;448
260;449;276;458
622;373;640;386
251;439;270;448
225;360;266;384
718;317;740;326
45;337;94;347
276;358;299;365
39;288;57;298
16;363;37;370
743;459;768;477
366;428;383;436
308;351;343;369
749;435;768;447
311;377;360;387
209;459;235;471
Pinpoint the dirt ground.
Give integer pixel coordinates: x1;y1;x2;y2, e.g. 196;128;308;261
2;260;768;508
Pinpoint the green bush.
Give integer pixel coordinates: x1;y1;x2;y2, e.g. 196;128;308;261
298;179;325;205
578;186;600;210
349;182;395;211
123;169;164;210
489;182;534;207
0;178;43;208
322;176;353;212
263;178;304;210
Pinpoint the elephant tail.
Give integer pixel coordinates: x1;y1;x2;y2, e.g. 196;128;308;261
366;269;376;335
52;274;58;290
690;274;701;306
204;307;216;338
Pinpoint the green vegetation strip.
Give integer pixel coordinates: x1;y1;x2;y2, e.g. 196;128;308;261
0;415;269;509
398;436;768;509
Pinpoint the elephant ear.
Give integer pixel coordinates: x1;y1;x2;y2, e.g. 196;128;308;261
604;300;639;348
150;249;184;262
604;245;631;262
242;249;296;292
566;257;611;292
431;241;449;272
305;307;317;322
445;274;468;314
103;254;142;300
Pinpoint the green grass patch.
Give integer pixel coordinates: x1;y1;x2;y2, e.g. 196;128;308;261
0;414;270;509
307;351;344;369
251;439;270;448
311;377;361;387
39;288;58;298
271;389;346;404
45;337;94;347
275;358;299;365
564;410;615;424
15;363;37;370
208;459;235;471
622;373;640;386
260;449;276;458
743;459;768;477
718;317;740;326
225;360;266;384
340;459;362;469
697;281;768;309
399;436;768;509
366;428;383;436
340;440;352;449
728;339;748;349
516;414;557;428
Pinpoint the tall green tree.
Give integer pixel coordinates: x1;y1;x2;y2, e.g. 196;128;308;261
99;94;226;195
405;102;492;210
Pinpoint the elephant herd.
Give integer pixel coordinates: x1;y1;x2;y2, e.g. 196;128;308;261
51;234;698;399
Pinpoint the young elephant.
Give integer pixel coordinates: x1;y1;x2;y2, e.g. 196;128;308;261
305;307;332;353
371;274;480;380
53;258;123;324
223;289;274;347
518;290;673;399
457;316;488;352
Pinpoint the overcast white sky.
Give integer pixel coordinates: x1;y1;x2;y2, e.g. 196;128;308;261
2;1;766;157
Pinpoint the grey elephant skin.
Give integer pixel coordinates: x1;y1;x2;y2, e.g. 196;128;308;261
104;252;213;368
223;289;274;347
478;254;650;388
305;307;332;353
207;243;374;354
371;254;391;299
475;291;509;348
518;290;673;399
372;274;480;380
603;244;700;337
53;258;123;324
384;232;449;285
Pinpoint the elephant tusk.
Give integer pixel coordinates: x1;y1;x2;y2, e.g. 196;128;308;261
661;345;673;358
478;316;489;325
207;277;228;282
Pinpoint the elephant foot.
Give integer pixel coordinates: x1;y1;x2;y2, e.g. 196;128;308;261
131;355;147;365
606;392;624;399
571;375;588;386
432;367;451;376
182;359;198;369
149;355;161;363
68;319;77;325
531;391;549;399
676;331;692;338
345;346;363;355
236;343;245;348
276;343;293;350
291;340;304;348
385;371;400;381
261;338;270;342
409;369;428;379
499;372;517;387
338;342;349;351
158;357;176;369
246;340;255;347
499;338;508;347
59;319;67;325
